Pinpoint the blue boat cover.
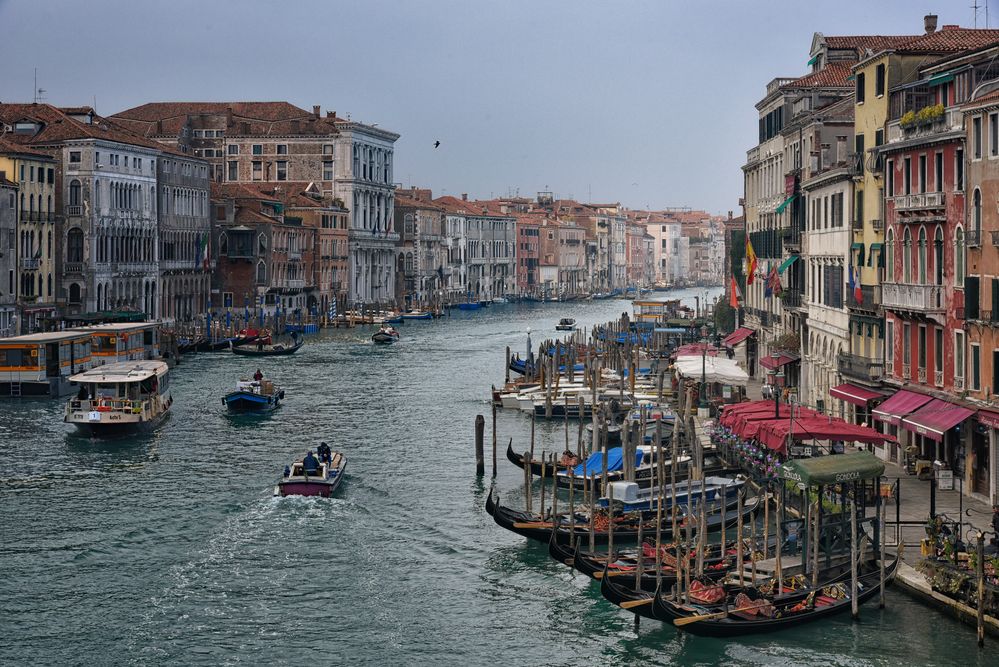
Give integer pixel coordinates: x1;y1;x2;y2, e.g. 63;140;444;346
573;447;643;477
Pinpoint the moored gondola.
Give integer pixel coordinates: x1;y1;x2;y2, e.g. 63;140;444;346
231;338;304;356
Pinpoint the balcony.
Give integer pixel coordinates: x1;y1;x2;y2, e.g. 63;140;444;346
894;192;945;213
847;284;881;311
935;370;943;387
288;250;302;262
967;230;982;248
65;262;83;274
780;288;803;310
871;219;884;233
837;352;884;382
20;258;39;270
955;376;965;391
65;205;82;217
917;367;927;384
881;282;944;315
902;363;911;379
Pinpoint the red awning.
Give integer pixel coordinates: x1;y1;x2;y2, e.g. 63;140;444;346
900;398;974;442
757;416;895;454
871;389;932;426
722;327;755;347
759;353;798;370
977;410;999;430
674;343;720;358
829;383;887;407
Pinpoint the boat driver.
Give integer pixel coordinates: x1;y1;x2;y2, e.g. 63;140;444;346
303;450;320;474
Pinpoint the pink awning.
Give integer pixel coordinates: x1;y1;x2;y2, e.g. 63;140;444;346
900;398;974;442
871;389;933;426
757;416;896;454
674;343;720;358
722;327;755;347
759;353;798;370
829;383;887;407
978;410;999;430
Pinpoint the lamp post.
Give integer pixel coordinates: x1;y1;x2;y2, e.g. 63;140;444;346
770;350;781;418
699;324;709;415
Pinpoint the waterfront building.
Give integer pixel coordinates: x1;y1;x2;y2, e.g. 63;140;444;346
0;174;16;336
157;151;212;322
210;183;315;317
0;139;58;332
394;191;446;307
514;213;541;297
558;220;587;297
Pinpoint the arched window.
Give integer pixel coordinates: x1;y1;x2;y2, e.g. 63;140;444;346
258;233;267;255
918;227;927;284
973;188;982;237
67;228;84;263
69;283;82;304
219;233;228;256
69;179;81;206
955;226;965;287
94;180;100;210
934;226;944;285
256;260;267;284
902;227;912;283
47;273;52;297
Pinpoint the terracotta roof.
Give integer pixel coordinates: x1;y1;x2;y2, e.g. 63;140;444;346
895;27;999;53
395;194;443;211
112;101;340;139
0;136;54;159
0;175;18;188
782;62;855;89
824;35;915;52
965;88;999;108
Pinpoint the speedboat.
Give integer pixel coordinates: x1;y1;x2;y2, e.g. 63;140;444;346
555;317;576;331
402;311;433;320
65;361;172;436
277;450;347;497
372;325;400;344
223;378;284;412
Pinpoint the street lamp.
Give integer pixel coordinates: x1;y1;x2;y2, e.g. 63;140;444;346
769;350;782;418
700;324;709;411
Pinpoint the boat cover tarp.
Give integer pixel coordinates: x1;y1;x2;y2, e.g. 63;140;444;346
779;451;885;486
572;446;644;477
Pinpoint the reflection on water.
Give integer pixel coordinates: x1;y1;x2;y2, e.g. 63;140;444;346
1;290;995;664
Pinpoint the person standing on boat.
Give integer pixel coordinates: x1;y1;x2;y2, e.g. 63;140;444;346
303;451;320;474
318;442;331;464
253;369;263;382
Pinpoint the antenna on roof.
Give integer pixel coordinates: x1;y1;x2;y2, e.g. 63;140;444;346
33;68;46;104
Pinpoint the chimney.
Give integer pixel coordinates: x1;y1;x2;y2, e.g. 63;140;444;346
836;135;847;165
313;105;321;119
924;14;938;33
727;210;733;220
461;193;468;201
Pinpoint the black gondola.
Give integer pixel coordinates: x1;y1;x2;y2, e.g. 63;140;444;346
655;553;900;636
600;566;658;619
486;486;759;545
231;339;304;356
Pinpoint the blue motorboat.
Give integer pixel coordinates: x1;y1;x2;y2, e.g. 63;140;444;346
223;379;284;413
401;311;433;320
457;302;481;310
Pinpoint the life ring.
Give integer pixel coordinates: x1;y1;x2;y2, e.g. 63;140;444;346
97;399;113;412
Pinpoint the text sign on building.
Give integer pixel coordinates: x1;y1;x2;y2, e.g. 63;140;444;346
785;175;796;197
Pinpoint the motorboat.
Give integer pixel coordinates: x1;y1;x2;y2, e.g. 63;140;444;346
372;325;401;344
402;311;433;320
65;361;172;436
277;449;347;498
555;317;576;331
599;476;746;512
223;378;284;412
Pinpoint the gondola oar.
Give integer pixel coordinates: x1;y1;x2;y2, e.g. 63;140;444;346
619;597;654;609
672;602;775;627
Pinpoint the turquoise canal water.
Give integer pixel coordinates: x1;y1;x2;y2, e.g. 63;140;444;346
0;288;994;665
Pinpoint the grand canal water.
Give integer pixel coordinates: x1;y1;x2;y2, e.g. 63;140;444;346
0;287;993;665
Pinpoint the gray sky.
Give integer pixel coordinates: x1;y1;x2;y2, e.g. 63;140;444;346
0;0;988;213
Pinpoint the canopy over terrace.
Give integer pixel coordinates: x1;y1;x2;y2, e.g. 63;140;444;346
729;406;822;440
722;327;755;347
779;451;885;487
758;415;896;455
719;400;815;426
673;356;749;386
673;342;720;358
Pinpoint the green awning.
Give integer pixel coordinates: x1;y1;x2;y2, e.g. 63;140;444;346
846;73;856;81
868;243;883;267
775;194;796;214
927;73;954;87
807;55;819;66
777;255;799;274
779;451;885;486
851;242;865;266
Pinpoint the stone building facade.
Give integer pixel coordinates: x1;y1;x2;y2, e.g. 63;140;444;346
157;152;211;322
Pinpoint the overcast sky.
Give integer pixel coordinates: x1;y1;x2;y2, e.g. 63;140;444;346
0;1;989;213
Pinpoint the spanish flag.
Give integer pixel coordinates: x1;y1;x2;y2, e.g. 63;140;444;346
746;236;758;285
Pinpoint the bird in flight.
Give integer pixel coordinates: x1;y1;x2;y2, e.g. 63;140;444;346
434;140;441;148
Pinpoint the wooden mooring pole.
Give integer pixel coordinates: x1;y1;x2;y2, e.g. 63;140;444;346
474;414;485;476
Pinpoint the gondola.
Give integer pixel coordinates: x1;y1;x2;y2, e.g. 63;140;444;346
655;551;900;636
231;339;304;356
600;566;659;619
485;486;760;545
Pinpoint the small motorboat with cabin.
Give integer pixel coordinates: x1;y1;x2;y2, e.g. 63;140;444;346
223;378;284;413
401;311;434;320
277;447;347;497
65;361;172;436
555;317;576;331
372;325;401;344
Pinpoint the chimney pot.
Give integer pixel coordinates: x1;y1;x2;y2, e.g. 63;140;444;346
461;193;468;201
924;14;938;33
313;105;321;119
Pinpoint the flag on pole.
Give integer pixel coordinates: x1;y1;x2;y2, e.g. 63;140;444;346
766;263;783;298
847;262;855;293
745;236;758;285
729;274;741;308
854;262;864;305
196;234;209;270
